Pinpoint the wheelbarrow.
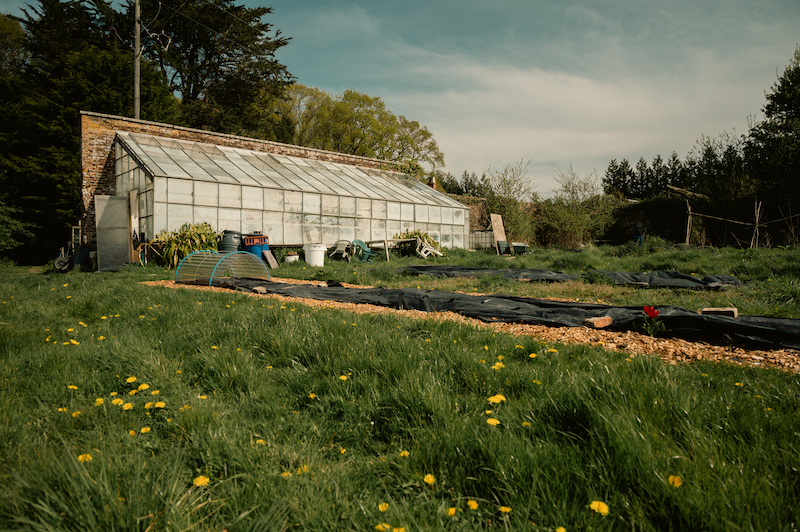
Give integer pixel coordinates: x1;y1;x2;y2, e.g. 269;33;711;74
54;225;89;272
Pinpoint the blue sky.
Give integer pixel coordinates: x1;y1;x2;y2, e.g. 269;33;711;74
3;0;799;194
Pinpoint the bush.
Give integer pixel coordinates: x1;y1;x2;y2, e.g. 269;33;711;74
147;222;220;268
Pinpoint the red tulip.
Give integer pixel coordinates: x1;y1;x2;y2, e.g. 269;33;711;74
643;306;659;319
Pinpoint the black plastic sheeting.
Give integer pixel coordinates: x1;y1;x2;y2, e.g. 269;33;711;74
403;265;741;290
222;279;800;351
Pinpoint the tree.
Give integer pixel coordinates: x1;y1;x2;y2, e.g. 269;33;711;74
745;45;800;204
136;0;294;138
602;158;635;197
0;0;179;262
278;84;445;177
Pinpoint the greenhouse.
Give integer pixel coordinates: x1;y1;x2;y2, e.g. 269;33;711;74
115;131;467;241
82;113;469;270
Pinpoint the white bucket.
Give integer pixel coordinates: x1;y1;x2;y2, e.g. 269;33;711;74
284;253;299;263
302;244;327;267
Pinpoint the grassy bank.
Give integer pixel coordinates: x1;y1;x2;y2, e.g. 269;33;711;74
1;247;799;530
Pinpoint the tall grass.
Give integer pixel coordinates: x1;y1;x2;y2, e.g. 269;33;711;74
1;253;800;530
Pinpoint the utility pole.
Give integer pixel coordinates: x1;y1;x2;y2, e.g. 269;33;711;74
134;0;141;119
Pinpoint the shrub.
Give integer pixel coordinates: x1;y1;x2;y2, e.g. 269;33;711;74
148;222;220;268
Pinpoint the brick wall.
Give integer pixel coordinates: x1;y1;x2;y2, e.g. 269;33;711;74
81;111;403;246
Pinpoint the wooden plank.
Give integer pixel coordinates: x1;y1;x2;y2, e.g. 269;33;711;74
262;250;279;269
490;214;507;255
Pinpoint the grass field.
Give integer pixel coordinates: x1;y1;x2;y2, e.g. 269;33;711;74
2;243;799;531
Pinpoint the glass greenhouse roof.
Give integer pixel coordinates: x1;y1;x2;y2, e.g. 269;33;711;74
116;132;465;209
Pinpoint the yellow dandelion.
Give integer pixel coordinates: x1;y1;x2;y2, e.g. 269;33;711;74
67;328;74;332
375;524;391;532
515;344;523;349
211;345;218;349
137;383;150;391
198;395;207;399
379;502;389;512
423;474;435;485
67;385;78;390
180;405;191;412
98;336;106;340
590;500;609;515
77;453;92;463
100;316;107;320
94;398;104;406
533;379;542;384
145;402;154;409
112;398;123;406
548;348;558;353
487;394;506;404
529;353;537;358
123;403;133;410
281;471;292;478
499;506;512;514
340;447;346;454
735;382;743;387
308;393;316;399
392;528;406;532
446;507;456;516
399;450;409;457
668;475;683;487
522;421;531;426
69;339;79;345
140;427;151;434
467;500;479;510
193;475;210;487
126;376;137;383
58;407;67;412
256;439;265;445
71;411;81;417
485;409;493;414
154;401;165;408
483;345;488;350
486;418;500;426
150;390;160;395
556;528;566;532
129;430;136;436
128;390;138;396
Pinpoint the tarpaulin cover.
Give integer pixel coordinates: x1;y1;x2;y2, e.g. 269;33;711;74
223;279;800;351
404;266;741;290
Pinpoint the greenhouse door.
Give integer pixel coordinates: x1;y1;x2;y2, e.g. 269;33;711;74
95;194;135;270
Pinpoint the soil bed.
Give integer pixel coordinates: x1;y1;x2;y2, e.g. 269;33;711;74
143;278;800;373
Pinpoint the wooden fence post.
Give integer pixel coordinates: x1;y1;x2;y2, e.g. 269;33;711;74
685;200;692;245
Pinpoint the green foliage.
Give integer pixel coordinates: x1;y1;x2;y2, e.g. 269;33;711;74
149;222;220;268
0;195;33;253
745;45;800;205
2;264;800;529
137;0;293;138
533;166;623;248
0;0;180;263
277;84;444;176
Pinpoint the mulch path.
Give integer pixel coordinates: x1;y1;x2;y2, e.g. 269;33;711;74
142;278;800;373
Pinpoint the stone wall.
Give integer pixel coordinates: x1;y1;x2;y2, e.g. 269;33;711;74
80;112;402;246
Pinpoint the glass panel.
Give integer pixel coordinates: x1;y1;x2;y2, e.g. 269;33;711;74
194;181;218;206
340;197;356;217
242;186;263;210
263;188;283;211
302;193;321;214
372;200;387;219
194;206;217;225
219;183;241;208
167;179;193;204
321;195;339;216
284;191;302;213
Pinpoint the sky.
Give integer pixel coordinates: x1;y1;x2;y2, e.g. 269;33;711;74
3;0;800;195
